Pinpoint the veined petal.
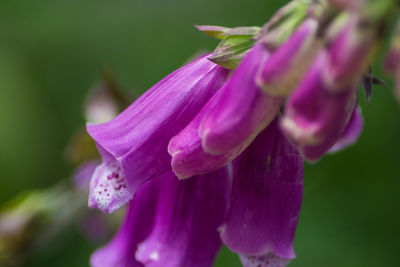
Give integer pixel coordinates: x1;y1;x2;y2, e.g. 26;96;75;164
256;18;320;96
91;179;160;267
87;54;229;213
136;169;231;267
200;43;284;155
168;89;246;179
281;52;357;162
220;120;303;261
329;106;363;153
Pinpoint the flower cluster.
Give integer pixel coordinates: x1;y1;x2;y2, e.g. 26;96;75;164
86;0;399;266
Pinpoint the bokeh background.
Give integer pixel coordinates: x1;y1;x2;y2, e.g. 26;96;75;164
1;0;400;266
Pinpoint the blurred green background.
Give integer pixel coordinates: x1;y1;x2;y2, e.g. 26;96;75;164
1;0;400;266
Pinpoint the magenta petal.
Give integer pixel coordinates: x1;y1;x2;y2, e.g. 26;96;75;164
136;169;230;267
91;179;159;267
256;18;319;96
200;43;284;155
220;120;303;260
281;52;357;162
329;106;363;153
87;55;229;212
323;15;376;90
169;89;247;179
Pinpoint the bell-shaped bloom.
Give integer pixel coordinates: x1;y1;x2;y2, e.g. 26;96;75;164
329;106;363;152
91;178;160;267
281;52;357;162
136;169;231;267
220;120;303;266
200;42;284;155
323;14;378;91
87;55;230;213
256;18;320;96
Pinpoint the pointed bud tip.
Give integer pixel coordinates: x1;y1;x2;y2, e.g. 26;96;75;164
195;25;231;39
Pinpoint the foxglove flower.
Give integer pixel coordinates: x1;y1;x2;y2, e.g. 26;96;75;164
136;169;230;267
91;168;230;267
256;18;320;96
220;120;303;266
322;13;378;91
91;178;160;267
86;0;400;266
87;54;229;213
199;42;284;155
168;89;247;179
281;52;357;162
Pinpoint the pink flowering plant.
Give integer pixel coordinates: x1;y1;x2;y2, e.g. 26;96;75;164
85;0;400;266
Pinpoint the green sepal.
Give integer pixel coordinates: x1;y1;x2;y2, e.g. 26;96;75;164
208;29;260;69
196;25;261;40
260;0;309;47
195;25;231;39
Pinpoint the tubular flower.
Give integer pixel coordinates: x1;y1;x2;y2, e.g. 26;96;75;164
87;54;230;213
322;13;379;91
136;169;231;267
220;120;303;264
87;0;400;266
91;179;160;267
256;18;320;96
199;42;284;155
281;52;358;162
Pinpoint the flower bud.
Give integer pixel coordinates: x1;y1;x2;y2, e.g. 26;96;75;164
256;18;320;96
281;52;357;162
323;13;378;91
200;43;284;155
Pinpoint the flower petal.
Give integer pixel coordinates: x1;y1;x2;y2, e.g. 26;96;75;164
220;120;303;260
89;160;133;214
256;18;320;96
200;42;284;155
136;169;231;267
329;106;363;153
323;14;378;91
168;89;247;179
91;178;160;267
281;52;357;162
87;54;229;212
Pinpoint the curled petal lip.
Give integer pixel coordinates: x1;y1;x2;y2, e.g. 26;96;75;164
87;54;229;213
